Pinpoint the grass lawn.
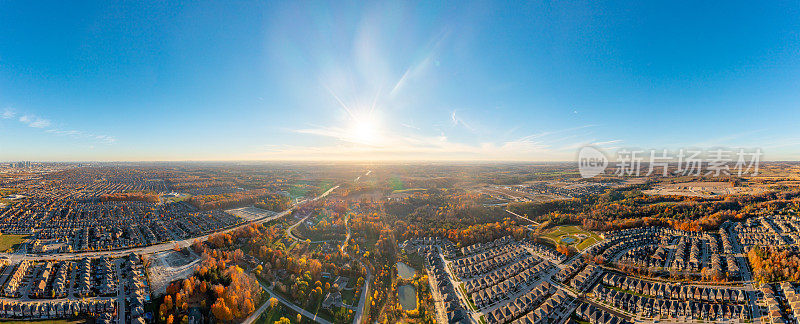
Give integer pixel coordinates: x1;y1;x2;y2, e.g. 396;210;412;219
0;234;28;252
267;282;334;323
576;236;598;250
167;194;191;202
540;225;602;251
341;288;357;305
459;283;477;311
256;302;301;324
391;188;426;194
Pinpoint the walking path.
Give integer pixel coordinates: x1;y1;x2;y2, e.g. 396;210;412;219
506;209;539;225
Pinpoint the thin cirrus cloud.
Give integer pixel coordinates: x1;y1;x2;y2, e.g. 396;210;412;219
18;115;51;128
281;123;606;161
3;108;116;144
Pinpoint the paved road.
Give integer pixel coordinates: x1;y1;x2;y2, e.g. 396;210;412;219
353;262;371;324
286;212;312;242
341;213;372;324
242;281;333;324
115;259;126;324
0;185;340;262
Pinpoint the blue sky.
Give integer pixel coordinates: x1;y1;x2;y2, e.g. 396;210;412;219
1;1;799;161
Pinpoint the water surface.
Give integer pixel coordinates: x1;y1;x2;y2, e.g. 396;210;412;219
398;284;417;311
396;261;416;279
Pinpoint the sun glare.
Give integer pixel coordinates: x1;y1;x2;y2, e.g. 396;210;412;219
349;116;381;145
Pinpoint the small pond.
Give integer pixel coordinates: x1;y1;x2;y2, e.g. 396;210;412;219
396;261;416;279
398;284;417;311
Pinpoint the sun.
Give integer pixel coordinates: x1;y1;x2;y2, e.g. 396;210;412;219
348;116;381;145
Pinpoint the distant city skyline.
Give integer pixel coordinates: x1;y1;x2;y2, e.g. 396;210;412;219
1;1;800;161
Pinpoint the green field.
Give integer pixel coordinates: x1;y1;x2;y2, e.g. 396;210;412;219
167;193;191;202
0;234;27;252
391;188;426;194
256;300;301;324
540;225;601;251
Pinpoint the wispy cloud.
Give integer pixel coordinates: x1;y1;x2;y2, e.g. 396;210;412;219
284;122;606;161
19;115;51;128
3;109;116;145
44;128;117;144
450;110;475;132
2;108;15;119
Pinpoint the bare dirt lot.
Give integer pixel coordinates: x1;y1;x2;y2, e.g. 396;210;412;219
145;250;201;297
226;206;277;222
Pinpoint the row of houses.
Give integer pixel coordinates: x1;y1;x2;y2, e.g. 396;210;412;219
617;244;662;269
719;226;735;254
484;281;553;324
671;236;703;271
601;273;747;303
124;253;149;324
570;264;600;292
426;251;469;324
780;282;800;323
464;255;540;294
763;283;789;323
452;244;529;280
0;299;116;321
460;236;514;256
30;262;55;298
76;258;92;296
600;235;657;264
401;237;455;256
555;259;587;283
3;260;31;297
471;261;551;309
525;242;566;263
97;257;116;295
592;285;750;321
52;261;69;297
575;302;629;324
504;289;571;324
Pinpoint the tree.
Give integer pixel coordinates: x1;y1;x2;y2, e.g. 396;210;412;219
211;299;234;322
243;298;255;315
275;318;291;324
164;295;174;310
269;297;279;309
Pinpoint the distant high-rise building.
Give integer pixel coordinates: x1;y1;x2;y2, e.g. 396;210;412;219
12;161;32;169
